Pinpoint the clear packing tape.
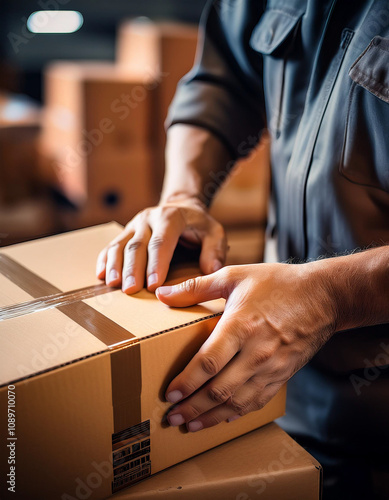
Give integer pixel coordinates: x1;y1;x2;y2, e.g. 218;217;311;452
0;283;113;321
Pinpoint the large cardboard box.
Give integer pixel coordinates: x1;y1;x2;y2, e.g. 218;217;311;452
0;223;286;500
111;423;322;500
117;19;199;188
41;62;159;206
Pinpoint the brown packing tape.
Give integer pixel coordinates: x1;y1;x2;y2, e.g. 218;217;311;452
111;346;142;432
0;252;142;436
0;253;59;297
0;252;134;345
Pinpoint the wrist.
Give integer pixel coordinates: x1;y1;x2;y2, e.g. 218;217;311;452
303;259;342;333
158;192;208;211
307;247;389;333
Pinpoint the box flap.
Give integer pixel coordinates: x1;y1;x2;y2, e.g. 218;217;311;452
0;307;107;385
1;222;123;292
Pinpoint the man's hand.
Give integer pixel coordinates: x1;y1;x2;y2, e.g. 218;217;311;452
96;198;227;293
156;262;338;431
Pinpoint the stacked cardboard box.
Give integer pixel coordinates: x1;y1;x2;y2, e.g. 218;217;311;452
38;21;198;229
111;423;322;500
39;62;159;227
0;93;58;244
0;223;286;499
117;19;198;188
0;93;41;205
210;136;271;264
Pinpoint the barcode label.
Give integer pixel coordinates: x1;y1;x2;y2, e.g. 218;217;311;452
112;420;151;493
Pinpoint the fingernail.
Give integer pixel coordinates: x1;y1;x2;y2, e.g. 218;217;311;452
227;415;241;423
168;414;185;426
96;262;105;276
188;420;203;432
212;260;223;273
148;273;158;286
166;390;183;403
157;285;174;296
123;276;135;290
109;269;119;282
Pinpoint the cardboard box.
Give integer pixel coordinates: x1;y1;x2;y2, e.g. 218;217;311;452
41;62;159;205
52;149;158;229
0;223;286;500
210;138;271;228
110;423;322;500
0;93;42;204
225;227;265;265
117;19;198;188
0;196;58;247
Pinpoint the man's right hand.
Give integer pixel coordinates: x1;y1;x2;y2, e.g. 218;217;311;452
96;197;227;294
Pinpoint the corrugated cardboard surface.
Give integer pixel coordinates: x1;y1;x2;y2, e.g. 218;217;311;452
110;423;322;500
0;223;286;500
0;352;114;500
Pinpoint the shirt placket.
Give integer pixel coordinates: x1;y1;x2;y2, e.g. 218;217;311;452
280;0;355;260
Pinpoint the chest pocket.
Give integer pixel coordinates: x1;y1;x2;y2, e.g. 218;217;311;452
249;7;304;137
340;36;389;192
249;7;303;56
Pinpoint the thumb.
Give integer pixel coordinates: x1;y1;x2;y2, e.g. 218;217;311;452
156;271;227;307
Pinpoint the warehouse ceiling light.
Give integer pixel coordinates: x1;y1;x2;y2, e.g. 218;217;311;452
27;11;83;34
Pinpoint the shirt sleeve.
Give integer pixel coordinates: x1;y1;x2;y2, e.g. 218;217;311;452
165;0;266;160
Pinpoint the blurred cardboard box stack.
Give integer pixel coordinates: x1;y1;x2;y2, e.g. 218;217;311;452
0;93;41;204
38;19;199;230
0;93;57;244
39;62;158;228
4;18;270;260
210;136;271;265
0;223;287;499
117;19;199;189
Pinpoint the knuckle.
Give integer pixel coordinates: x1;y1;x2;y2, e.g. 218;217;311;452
203;413;223;428
248;348;273;369
213;222;226;239
179;380;198;397
199;354;220;377
148;236;165;251
253;396;269;411
159;205;177;220
126;239;145;252
207;385;232;405
218;265;232;279
183;403;202;420
226;397;250;414
179;277;199;294
107;242;121;252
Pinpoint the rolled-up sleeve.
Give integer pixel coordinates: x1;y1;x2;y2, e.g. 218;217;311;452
166;0;266;160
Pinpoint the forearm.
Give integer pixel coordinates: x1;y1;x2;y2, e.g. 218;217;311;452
160;124;233;207
311;246;389;332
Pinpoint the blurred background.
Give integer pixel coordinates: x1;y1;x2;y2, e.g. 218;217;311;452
0;0;270;265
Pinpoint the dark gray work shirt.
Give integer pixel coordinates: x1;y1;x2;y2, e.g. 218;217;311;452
167;0;389;373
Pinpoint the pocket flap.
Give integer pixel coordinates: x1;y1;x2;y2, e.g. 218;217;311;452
349;36;389;104
249;8;303;55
